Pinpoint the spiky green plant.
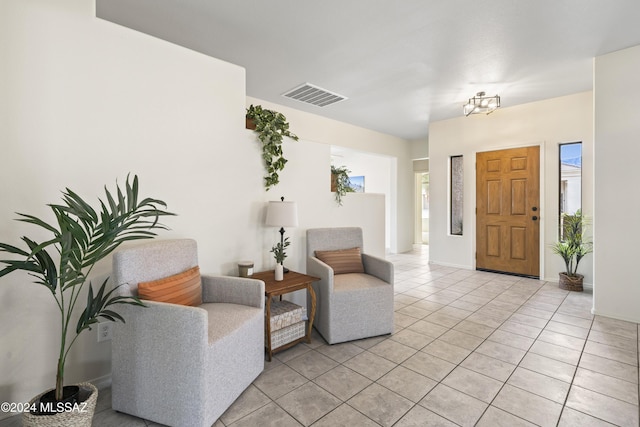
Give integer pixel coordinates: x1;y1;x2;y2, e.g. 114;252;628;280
246;104;298;190
270;237;290;264
551;209;592;277
0;175;174;401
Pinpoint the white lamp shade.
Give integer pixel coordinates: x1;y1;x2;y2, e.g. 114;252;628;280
265;200;298;227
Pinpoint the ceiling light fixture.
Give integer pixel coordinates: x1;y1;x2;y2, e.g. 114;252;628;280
463;91;500;116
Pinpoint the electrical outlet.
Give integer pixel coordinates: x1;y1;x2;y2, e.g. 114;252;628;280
97;321;113;342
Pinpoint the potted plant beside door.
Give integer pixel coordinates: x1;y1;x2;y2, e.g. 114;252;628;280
551;209;592;291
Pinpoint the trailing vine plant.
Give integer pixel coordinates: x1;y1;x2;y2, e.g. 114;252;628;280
331;165;355;206
246;105;298;190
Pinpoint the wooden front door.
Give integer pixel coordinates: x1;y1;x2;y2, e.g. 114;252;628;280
476;146;540;277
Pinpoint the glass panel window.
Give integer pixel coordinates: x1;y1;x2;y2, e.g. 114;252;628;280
450;155;463;236
422;173;429;243
559;142;582;239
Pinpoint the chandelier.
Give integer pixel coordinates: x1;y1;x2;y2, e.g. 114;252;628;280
463;91;500;116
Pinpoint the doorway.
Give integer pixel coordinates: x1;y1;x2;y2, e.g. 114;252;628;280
413;159;430;245
476;146;540;277
331;146;395;251
415;172;429;244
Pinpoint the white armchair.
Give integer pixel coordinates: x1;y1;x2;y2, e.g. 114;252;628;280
306;227;394;344
110;239;264;427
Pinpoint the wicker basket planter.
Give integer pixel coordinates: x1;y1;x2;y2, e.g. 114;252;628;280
22;382;98;427
558;273;583;292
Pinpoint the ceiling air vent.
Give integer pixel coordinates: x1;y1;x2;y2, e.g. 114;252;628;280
282;83;347;107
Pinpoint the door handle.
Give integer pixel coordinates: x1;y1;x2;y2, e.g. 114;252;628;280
532;216;538;221
532;207;538;211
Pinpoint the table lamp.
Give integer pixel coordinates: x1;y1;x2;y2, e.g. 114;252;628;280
265;196;298;273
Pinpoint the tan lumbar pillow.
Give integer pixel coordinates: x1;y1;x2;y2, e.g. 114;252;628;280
315;247;365;274
138;266;202;306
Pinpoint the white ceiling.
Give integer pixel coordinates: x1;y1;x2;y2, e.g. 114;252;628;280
96;1;640;140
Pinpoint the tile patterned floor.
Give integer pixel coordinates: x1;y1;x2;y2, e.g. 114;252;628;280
1;246;638;426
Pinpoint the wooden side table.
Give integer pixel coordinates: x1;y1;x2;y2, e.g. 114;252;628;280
251;270;319;361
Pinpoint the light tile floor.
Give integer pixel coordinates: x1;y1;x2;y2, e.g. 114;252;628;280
1;246;638;426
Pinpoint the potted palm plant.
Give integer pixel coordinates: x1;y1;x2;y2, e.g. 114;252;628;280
551;209;592;291
0;175;173;426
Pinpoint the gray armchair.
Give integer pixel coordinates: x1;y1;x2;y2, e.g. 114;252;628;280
111;239;264;427
306;227;394;344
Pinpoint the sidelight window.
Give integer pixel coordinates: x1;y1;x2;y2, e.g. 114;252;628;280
450;155;463;236
559;142;582;239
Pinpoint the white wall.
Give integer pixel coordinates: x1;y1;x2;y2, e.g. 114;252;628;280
331;148;392;197
247;96;415;254
331;147;393;249
410;137;429;160
252;135;388;271
1;0;247;407
428;92;594;285
593;44;640;323
0;0;407;413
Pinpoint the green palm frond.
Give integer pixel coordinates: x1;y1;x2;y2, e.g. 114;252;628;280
0;174;174;401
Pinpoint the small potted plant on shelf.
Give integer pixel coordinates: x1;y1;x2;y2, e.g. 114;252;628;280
0;175;173;426
246;104;299;191
270;237;290;281
331;165;355;206
551;209;592;292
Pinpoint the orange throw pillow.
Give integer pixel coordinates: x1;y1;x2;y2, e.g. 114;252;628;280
315;247;365;274
138;266;202;307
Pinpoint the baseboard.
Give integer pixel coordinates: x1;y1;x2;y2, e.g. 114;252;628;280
428;260;472;270
544;276;593;293
591;308;640;324
89;374;112;390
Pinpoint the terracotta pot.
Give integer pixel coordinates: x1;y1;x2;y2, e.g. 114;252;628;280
559;272;583;292
245;117;256;130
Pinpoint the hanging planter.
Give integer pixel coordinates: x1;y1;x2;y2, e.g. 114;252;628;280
246;105;298;191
